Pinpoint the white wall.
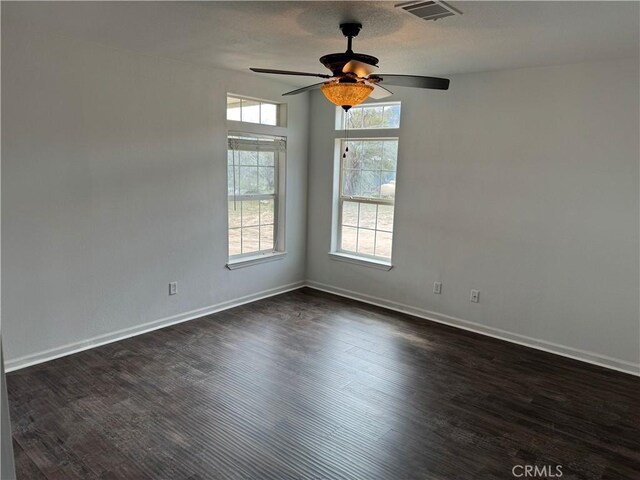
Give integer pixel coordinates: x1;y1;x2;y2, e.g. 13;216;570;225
306;58;640;374
3;14;638;376
1;20;309;367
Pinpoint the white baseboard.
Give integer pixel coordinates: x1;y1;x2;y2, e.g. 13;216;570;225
7;279;639;377
305;281;640;377
5;281;306;372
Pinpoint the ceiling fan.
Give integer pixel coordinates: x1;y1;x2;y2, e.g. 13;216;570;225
250;22;450;111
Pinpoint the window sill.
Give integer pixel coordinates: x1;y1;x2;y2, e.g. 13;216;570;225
328;252;393;271
226;252;287;270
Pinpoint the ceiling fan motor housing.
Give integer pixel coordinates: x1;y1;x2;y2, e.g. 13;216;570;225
318;23;379;76
319;52;379;76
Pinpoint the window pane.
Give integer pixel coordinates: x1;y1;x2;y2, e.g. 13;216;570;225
259;199;274;225
377;205;394;232
380;178;396;199
382;104;401;128
358;203;377;229
227;149;235;165
375;231;393;258
341;226;358;252
227;166;239;195
342;201;359;227
346;109;363;129
342;169;360;196
343;141;364;169
260;103;278;126
357;229;375;256
361;171;381;198
229;228;242;256
260;225;274;251
241;200;260;227
258;151;275;166
382;141;398;171
362;141;382;170
361;106;384;129
258;167;275;194
238;150;258;166
228;201;242;228
340;103;401;129
341;139;398;200
239;166;258;194
242;227;260;254
227;97;241;121
241;99;260;123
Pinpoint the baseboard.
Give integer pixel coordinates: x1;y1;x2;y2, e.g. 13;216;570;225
5;281;306;372
7;279;638;377
305;281;640;377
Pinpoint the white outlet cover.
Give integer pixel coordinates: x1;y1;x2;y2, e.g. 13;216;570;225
470;290;480;303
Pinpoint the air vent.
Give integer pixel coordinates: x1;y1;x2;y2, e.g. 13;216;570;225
395;1;462;22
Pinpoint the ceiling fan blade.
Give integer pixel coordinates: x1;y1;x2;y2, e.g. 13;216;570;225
282;82;326;96
368;83;394;100
250;68;331;79
373;74;450;90
343;60;378;77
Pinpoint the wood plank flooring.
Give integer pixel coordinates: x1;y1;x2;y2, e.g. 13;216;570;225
7;288;640;479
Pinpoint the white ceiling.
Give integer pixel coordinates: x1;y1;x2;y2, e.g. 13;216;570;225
5;1;639;86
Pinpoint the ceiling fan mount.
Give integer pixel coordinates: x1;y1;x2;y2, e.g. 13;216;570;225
339;22;362;40
250;22;449;110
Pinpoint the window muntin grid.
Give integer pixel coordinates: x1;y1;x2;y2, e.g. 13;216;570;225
338;138;398;260
227;134;284;257
227;96;279;126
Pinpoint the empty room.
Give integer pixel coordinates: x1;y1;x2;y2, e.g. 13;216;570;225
1;1;639;479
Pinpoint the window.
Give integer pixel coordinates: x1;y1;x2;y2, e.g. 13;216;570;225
336;101;401;130
225;93;286;269
333;102;401;266
227;134;285;261
227;95;281;126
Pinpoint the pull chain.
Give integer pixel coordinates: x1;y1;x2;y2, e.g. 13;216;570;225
343;108;350;159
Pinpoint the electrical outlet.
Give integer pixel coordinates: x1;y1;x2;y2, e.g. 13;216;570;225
470;289;480;303
169;282;178;296
433;282;442;294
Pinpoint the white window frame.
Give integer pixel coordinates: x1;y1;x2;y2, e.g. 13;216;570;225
330;103;401;270
226;95;287;270
227;94;287;127
334;101;401;130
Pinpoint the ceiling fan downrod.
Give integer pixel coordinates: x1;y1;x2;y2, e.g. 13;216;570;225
340;22;362;53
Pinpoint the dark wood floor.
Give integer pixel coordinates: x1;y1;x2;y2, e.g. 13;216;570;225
7;288;640;479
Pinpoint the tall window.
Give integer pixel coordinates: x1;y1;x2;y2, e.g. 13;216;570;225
226;94;286;266
334;102;401;262
227;134;285;259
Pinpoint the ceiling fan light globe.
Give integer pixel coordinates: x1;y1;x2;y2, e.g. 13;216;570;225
320;82;374;109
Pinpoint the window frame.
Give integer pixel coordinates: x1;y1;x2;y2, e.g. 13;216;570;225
227;94;287;127
227;134;284;260
335;101;401;130
331;103;401;269
336;137;399;262
225;93;287;270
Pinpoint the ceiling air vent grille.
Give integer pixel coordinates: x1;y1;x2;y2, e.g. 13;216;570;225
395;1;462;22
